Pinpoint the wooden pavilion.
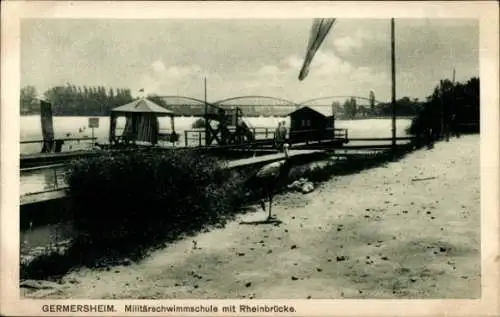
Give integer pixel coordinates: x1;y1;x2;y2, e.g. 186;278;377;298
108;97;177;145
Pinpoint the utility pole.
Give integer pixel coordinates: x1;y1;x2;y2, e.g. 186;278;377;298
391;18;397;152
204;77;208;146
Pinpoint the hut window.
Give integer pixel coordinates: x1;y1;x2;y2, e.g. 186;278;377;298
301;119;311;127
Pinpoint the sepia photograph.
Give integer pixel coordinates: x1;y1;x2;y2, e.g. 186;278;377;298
1;1;499;316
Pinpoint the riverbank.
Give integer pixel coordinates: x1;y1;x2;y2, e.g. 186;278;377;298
20;117;412;155
22;135;480;299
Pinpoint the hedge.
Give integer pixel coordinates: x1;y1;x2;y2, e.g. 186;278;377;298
65;149;247;262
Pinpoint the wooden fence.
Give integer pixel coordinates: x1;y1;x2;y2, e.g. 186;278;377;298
182;127;349;148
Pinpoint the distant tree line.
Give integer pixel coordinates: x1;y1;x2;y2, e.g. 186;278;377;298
20;84;424;118
20;77;479;127
335;95;423;119
407;76;479;136
335;76;478;125
20;84;134;116
375;97;423;117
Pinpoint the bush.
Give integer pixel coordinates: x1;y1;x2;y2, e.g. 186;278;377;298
406;106;440;136
406;77;479;137
65;149;246;262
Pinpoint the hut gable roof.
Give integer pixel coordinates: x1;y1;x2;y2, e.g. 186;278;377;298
288;106;331;118
111;98;175;115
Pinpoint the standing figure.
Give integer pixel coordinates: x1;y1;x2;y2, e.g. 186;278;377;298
274;121;284;152
281;121;288;142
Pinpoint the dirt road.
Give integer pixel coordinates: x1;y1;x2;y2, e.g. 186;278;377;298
24;135;481;299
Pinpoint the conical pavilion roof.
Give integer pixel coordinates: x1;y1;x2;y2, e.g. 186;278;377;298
111;98;175;116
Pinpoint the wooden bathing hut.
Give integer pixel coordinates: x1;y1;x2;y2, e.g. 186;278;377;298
288;106;335;144
108;97;178;146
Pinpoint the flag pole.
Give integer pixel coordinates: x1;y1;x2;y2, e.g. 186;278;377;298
391;18;397;153
448;68;456;141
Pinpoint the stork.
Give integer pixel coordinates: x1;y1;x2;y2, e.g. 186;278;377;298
250;143;292;221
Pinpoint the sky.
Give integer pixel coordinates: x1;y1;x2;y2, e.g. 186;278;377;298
21;18;479;103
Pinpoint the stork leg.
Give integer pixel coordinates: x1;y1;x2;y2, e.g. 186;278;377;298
260;199;266;212
267;194;273;220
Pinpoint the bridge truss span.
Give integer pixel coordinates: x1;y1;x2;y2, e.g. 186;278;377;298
298;95;384;107
213;95;300;117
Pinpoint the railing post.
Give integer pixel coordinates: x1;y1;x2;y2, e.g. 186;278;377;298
265;128;268;139
185;131;188;147
53;167;58;189
199;131;202;147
